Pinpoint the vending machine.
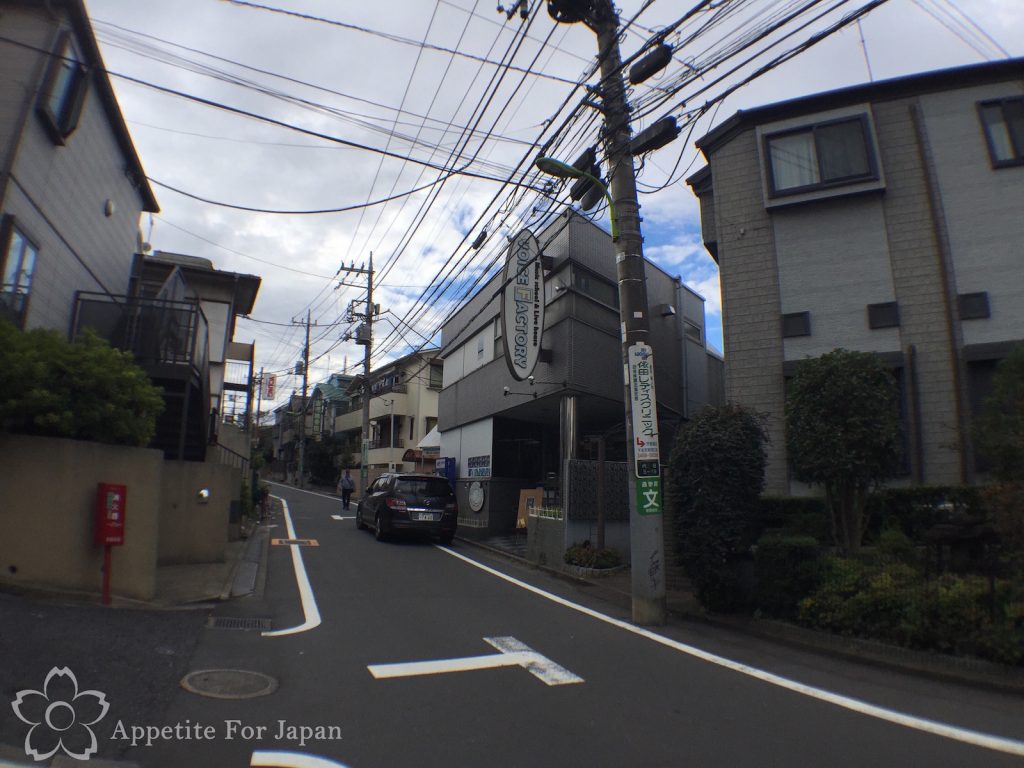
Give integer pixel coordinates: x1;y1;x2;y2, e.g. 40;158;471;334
435;457;457;491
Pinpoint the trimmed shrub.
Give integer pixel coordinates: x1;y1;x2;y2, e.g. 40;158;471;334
668;404;767;612
754;535;822;619
758;497;829;542
0;321;163;446
864;486;983;543
798;557;1023;666
564;542;621;570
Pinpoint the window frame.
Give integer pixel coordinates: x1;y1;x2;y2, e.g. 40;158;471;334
867;301;900;330
763;114;879;198
978;97;1024;169
781;311;811;339
958;291;991;321
0;215;40;329
36;31;89;145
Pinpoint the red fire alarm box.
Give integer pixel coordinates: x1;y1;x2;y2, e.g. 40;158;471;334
94;483;127;546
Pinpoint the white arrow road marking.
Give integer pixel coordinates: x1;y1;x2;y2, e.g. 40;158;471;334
251;751;350;767
262;497;321;637
367;636;583;686
330;515;354;521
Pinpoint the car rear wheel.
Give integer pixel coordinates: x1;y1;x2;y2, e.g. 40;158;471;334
438;531;454;546
374;512;388;542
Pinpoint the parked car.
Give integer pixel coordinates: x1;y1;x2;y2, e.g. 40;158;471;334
356;473;458;544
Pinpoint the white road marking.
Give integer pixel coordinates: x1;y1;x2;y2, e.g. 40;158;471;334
266;481;343;503
262;497;321;637
436;546;1024;757
367;636;583;686
330;515;354;521
251;751;350;767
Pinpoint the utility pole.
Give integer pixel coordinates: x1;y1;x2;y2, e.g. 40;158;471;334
547;0;666;625
339;254;376;495
297;310;310;489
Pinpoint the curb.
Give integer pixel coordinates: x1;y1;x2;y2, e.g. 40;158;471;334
456;537;1024;695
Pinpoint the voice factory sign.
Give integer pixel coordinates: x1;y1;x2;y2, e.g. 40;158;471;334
501;229;545;381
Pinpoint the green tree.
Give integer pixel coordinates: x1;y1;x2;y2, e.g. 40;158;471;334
667;404;767;611
786;349;901;555
0;320;163;446
972;346;1024;559
973;346;1024;482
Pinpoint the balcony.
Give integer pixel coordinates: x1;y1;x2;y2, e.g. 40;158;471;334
72;291;211;460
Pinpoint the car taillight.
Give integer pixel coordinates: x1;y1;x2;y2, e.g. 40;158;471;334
445;501;457;513
386;496;407;510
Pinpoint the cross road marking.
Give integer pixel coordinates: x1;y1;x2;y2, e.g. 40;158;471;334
367;636;583;686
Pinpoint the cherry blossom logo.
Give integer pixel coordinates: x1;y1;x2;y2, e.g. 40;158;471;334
11;667;109;762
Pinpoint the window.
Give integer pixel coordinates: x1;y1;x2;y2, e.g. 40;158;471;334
37;33;88;144
959;292;991;320
684;319;702;343
867;301;900;329
765;116;877;195
0;217;38;328
573;266;618;307
781;311;811;338
979;98;1024;167
428;363;443;389
425;416;438;435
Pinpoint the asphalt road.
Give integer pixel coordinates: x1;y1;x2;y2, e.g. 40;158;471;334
4;482;1022;767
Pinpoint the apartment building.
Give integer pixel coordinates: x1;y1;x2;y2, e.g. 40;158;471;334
687;58;1024;494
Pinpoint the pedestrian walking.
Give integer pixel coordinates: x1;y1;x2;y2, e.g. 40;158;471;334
338;469;355;511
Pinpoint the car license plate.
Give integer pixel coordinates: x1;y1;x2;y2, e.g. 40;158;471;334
414;512;437;522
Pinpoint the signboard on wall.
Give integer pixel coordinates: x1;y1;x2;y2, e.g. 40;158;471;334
467;455;491;477
501;229;544;381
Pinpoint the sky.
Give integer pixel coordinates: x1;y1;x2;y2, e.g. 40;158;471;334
81;0;1024;416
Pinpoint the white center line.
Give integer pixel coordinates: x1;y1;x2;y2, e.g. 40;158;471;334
262;496;321;637
436;545;1024;757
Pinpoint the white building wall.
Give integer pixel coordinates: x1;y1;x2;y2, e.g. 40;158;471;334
921;83;1024;348
773;195;901;360
439;418;493;479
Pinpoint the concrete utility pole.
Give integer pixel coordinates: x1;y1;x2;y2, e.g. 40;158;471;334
297;310;310;489
546;0;666;625
339;254;376;495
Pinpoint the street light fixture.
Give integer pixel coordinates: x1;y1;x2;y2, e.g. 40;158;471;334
535;156;618;241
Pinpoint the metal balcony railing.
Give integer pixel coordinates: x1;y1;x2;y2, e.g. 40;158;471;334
72;291;209;378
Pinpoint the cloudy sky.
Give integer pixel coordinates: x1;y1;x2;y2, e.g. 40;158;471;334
82;0;1023;414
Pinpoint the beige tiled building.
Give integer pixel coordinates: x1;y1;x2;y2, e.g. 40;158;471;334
688;59;1024;494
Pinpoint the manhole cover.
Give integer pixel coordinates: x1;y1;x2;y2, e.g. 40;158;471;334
181;669;278;700
208;616;273;631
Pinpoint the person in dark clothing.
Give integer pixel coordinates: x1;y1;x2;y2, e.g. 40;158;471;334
337;469;355;511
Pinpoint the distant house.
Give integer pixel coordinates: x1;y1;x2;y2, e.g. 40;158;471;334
310;373;355;440
333;350;442;485
0;0;159;332
687;58;1024;494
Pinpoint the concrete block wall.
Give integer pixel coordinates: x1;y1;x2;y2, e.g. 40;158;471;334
0;434;162;600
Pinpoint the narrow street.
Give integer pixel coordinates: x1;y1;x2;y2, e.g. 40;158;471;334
91;484;1024;767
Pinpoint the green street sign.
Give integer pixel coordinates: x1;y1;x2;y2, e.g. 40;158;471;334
636;477;662;517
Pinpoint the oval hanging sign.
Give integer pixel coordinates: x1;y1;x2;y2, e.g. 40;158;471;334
501;229;544;381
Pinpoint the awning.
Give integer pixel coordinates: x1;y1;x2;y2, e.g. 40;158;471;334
417;426;441;450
